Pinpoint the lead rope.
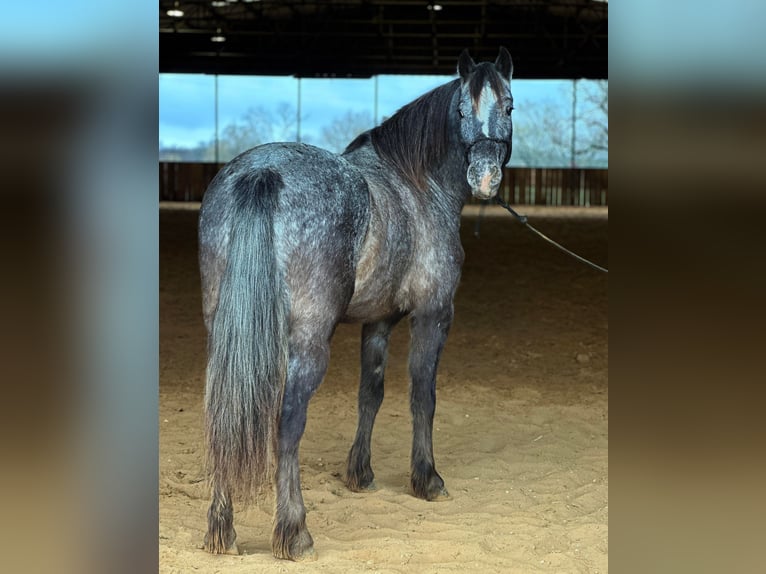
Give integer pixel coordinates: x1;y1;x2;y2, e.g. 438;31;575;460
494;196;609;274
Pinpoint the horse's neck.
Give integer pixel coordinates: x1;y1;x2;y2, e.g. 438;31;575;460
344;128;469;220
427;94;473;210
426;142;472;214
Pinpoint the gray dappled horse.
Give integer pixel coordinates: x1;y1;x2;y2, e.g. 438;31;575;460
199;48;514;561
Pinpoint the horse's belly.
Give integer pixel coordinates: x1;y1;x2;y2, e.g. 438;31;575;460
342;273;399;323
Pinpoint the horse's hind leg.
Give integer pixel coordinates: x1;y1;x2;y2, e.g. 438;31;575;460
409;308;452;501
272;327;332;561
345;317;400;491
203;483;238;555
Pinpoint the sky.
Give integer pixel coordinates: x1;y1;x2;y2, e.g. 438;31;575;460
159;73;574;149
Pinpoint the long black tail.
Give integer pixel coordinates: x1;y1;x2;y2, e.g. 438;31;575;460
204;169;288;503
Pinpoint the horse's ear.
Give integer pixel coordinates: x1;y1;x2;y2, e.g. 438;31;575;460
457;49;476;81
495;47;513;81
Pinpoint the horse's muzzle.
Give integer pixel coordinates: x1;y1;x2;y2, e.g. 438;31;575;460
467;161;502;199
466;138;507;199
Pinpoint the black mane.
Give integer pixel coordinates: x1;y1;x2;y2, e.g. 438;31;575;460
345;79;460;192
344;62;507;192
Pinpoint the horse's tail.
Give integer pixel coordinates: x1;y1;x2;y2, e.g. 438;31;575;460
204;169;288;503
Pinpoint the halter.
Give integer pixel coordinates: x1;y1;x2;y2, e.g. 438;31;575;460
465;137;512;168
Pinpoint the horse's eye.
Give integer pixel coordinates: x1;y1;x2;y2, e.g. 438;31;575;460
458;107;465;118
505;105;514;115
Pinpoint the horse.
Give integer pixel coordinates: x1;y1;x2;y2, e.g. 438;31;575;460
198;47;514;561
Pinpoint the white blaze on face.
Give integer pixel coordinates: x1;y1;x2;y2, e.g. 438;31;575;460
476;83;495;136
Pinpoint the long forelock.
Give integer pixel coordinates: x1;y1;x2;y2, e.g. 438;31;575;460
367;79;459;192
468;63;507;108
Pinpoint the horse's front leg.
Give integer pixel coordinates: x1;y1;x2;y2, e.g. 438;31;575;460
345;315;402;491
408;307;452;501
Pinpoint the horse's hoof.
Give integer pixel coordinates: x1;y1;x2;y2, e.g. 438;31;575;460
223;543;239;556
431;487;451;501
203;533;239;555
273;527;316;562
344;473;377;492
411;471;450;501
290;546;317;562
203;541;239;555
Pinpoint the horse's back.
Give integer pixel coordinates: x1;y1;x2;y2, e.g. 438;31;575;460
199;143;371;330
201;142;367;227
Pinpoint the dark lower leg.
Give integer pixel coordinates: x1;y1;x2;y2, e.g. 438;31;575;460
272;441;315;561
204;485;237;554
410;407;447;500
409;310;451;501
345;318;398;491
272;341;328;561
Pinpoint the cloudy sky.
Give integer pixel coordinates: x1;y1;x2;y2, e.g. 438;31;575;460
159;73;573;148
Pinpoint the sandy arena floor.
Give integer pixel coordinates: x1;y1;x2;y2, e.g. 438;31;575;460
159;203;608;574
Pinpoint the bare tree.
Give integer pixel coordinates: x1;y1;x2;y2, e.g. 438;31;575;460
216;103;301;161
271;102;299;142
577;80;608;158
511;100;571;167
510;81;607;168
217;109;268;160
159;81;607;167
318;110;374;153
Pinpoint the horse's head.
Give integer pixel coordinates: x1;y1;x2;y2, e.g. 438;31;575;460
456;47;513;200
